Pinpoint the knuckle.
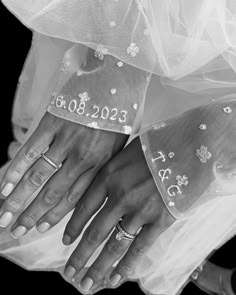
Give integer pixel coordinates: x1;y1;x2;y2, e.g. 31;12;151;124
20;214;37;228
65;226;78;240
23;148;39;163
85;227;102;245
67;192;80;205
118;191;130;206
102;164;114;180
88;266;103;281
7;168;21;180
46;210;61;223
6;199;22;212
142;196;157;213
44;191;62;205
71;252;84;269
105;241;124;256
119;262;134;276
27;170;47;187
76;202;88;216
130;244;147;259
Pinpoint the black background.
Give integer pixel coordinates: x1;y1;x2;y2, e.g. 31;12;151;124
0;3;235;295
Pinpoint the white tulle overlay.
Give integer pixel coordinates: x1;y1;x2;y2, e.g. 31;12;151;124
0;1;236;295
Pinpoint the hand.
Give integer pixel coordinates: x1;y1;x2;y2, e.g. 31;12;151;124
192;261;235;295
63;137;175;292
0;112;128;238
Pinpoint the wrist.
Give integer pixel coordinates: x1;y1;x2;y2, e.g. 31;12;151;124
222;269;235;295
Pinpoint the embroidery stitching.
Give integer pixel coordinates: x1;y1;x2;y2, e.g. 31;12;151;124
127;43;140;57
196;146;212;163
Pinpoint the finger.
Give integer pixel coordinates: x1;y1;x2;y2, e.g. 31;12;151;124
10;155;77;238
79;216;142;292
0;146;65;229
193;262;230;294
10;123;98;237
35;166;98;234
0;114;54;198
64;202;121;282
109;223;161;286
63;175;107;245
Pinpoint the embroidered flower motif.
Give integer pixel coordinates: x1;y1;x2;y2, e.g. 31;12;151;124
127;43;140;57
78;92;90;102
196;146;212;163
176;175;189;187
223;106;232;114
199;124;207;130
94;45;108;60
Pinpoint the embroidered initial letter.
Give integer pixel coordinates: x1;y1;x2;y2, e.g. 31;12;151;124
158;169;172;182
167;185;182;197
152;151;166;163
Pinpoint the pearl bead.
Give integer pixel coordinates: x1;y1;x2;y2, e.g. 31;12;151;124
199;124;207;130
110;88;117;95
168;152;175;159
223;106;232;114
168;201;175;207
117;61;123;67
133;104;138;110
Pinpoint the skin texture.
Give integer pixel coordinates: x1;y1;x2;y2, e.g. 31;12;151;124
63;137;175;292
0;112;128;236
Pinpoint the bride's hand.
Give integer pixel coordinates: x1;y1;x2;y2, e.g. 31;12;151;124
0;112;128;237
63;137;175;291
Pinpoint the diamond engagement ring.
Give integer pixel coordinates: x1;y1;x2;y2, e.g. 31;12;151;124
115;221;137;241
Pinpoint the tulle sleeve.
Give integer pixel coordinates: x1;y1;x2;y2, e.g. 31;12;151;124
140;96;236;218
46;45;151;135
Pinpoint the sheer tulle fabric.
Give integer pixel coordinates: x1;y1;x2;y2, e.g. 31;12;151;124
0;1;236;295
2;0;236;80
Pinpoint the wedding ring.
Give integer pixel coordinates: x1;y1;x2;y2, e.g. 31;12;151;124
41;153;62;171
115;221;137;241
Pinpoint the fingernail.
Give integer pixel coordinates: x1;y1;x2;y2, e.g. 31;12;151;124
63;234;72;245
37;222;50;233
1;183;14;197
0;212;13;227
11;226;27;239
80;277;93;291
110;273;121;286
64;265;76;279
